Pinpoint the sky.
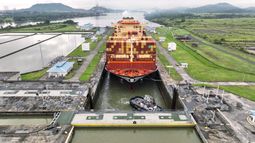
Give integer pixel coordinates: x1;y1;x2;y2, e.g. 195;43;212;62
0;0;255;10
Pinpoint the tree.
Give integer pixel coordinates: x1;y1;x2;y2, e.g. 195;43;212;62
4;17;13;24
0;18;4;23
214;39;222;45
44;20;50;25
63;20;77;25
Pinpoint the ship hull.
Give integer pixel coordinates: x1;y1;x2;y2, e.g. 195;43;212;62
105;61;157;83
106;68;157;83
105;17;157;83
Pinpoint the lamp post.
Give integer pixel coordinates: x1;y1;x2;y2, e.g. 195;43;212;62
166;65;173;76
38;40;45;68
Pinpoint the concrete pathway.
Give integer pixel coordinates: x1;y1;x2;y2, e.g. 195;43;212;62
67;32;109;82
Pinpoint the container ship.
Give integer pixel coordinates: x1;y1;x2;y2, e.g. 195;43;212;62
105;17;157;83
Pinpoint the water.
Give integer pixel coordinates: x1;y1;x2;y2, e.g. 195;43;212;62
0;34;84;73
0;35;26;43
0;34;55;57
66;12;160;27
0;115;52;125
72;128;202;143
0;12;159;73
0;12;160;29
94;73;168;111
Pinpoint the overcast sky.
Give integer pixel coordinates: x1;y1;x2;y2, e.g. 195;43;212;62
0;0;255;10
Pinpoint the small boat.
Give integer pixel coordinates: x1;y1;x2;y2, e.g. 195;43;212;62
130;95;163;112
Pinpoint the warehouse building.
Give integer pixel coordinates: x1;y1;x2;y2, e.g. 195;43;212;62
47;61;74;78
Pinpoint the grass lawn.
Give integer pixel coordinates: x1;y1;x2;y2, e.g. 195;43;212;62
157;50;182;81
220;86;255;101
181;18;255;43
21;68;48;80
68;36;100;57
194;84;255;102
155;27;255;82
179;18;255;63
68;36;104;79
68;44;89;57
79;44;106;81
173;28;255;73
0;23;79;33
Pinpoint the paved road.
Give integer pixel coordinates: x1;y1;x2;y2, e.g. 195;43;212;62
67;32;109;82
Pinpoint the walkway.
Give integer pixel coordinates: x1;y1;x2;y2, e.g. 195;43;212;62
71;112;195;127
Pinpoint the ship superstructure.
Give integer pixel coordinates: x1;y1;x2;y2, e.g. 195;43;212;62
105;17;157;83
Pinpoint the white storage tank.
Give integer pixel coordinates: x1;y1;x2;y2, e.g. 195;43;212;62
168;42;177;51
82;43;90;51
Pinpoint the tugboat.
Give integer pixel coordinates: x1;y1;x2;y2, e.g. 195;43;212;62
130;95;163;112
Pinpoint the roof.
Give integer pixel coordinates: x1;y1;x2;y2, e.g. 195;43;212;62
47;61;74;73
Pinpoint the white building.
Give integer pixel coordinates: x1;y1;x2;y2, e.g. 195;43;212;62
159;37;166;42
145;26;156;33
80;23;94;31
180;63;188;68
91;36;98;42
82;43;90;51
96;27;106;35
168;42;177;51
47;61;74;78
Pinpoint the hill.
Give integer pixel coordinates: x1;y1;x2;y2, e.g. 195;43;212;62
245;7;255;12
21;3;86;12
21;3;85;12
89;6;123;13
186;3;244;13
19;3;120;13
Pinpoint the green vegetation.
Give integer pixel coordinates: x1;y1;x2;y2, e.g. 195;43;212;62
172;28;255;74
194;84;255;102
0;10;100;24
79;44;105;81
67;35;103;79
21;68;48;80
0;22;79;32
157;50;182;81
179;18;255;51
220;86;255;101
68;36;102;57
68;45;88;57
154;26;255;82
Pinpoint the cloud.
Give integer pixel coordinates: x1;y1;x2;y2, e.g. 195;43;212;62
1;0;255;10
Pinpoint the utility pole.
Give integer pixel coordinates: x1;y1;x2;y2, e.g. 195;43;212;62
38;40;45;68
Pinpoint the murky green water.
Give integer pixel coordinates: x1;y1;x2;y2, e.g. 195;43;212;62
94;73;167;111
72;128;202;143
0;115;52;125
